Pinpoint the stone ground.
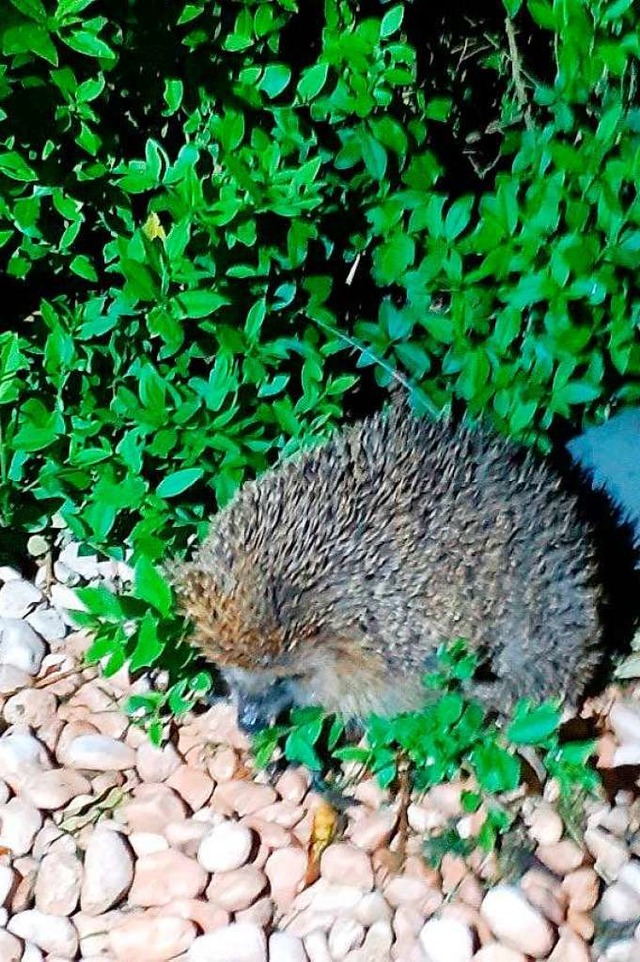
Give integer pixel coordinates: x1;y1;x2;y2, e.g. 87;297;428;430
0;551;639;962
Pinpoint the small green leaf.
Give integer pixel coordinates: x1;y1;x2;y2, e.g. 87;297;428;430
507;702;561;745
156;467;204;498
260;64;291;98
380;4;404;37
133;557;173;617
297;63;329;100
129;611;165;670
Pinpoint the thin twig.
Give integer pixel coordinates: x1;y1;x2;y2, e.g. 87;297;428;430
505;17;533;130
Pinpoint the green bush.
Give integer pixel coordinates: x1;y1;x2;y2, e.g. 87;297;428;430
0;0;638;725
252;641;601;858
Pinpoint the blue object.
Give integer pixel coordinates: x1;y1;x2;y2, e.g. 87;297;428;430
567;407;640;546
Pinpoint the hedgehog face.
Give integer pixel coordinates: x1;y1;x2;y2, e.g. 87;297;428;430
222;666;297;733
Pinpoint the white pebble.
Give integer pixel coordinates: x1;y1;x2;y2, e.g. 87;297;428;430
0;731;51;785
480;885;555;958
609;701;640;745
304;930;332;962
8;909;79;957
0;566;21;583
0;797;43;855
328;917;365;958
0;618;46;675
269;932;308;962
0;580;43;618
197;820;253;873
65;734;135;772
58;542;101;580
419;917;474;962
26;607;67;643
188;923;267;962
81;825;135;915
0;864;15;906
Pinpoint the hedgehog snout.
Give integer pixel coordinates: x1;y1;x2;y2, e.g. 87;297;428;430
229;675;296;734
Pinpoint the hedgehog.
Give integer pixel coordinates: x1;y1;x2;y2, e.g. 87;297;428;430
172;403;639;732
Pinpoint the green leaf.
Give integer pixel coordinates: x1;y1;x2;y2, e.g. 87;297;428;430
380;4;404;37
471;743;521;793
260;64;291;98
177;290;229;318
129;611;165;671
163;78;184;115
444;197;474;241
373;234;416;285
0;151;37;182
156;467;204;498
75;585;123;619
70;254;97;281
2;23;58;64
506;702;561;745
297;63;329;100
133;557;173;617
61;28;114;58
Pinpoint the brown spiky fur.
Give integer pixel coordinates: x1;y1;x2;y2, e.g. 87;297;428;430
172;405;607;721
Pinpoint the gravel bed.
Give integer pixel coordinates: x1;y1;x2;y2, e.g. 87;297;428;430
0;557;639;962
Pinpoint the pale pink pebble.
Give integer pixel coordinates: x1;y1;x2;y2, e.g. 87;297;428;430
167;897;230;933
480;885;556;958
384;876;444;914
258;800;305;828
269;931;308;962
57;702;90;723
298;881;368;916
122;782;188;832
351;777;388;809
235;895;275;928
167;766;214;810
125;722;149;748
348;808;398;852
585;827;630;880
425;782;465;817
0;797;42;855
276;768;310;804
55;721;99;764
33;821;73;866
473;946;526;962
0;864;16;906
596;733;616;769
10;856;38;912
90;710;129;740
403;856;440;887
392;937;428;962
129;849;208;907
292;809;314;846
536;839;584;875
329;917;365;958
242;814;291;848
320;843;374;890
353;890;393;926
609;700;640;744
135;739;182;782
37;716;64;755
0;778;9;803
458;874;484;910
520;874;566;926
3;688;57;728
212;780;277;816
20;767;91;810
548;928;591;962
304;929;333;962
128;831;169;857
34;849;82;915
419;917;474;962
201;703;251;750
526;804;564;846
562;867;600;912
187;922;266;962
342;919;393;962
394;904;427;940
207;746;238;782
80;825;135;915
265;847;308;912
0;930;22;961
407;803;448;833
65;678;109;710
0;731;52;786
284;908;337;938
75;907;126;956
109;913;197;961
165;819;210;857
441;853;469;893
205;864;267;911
7;909;78;956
